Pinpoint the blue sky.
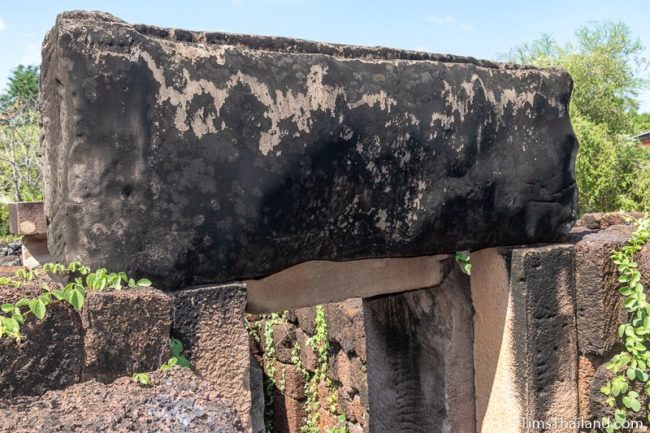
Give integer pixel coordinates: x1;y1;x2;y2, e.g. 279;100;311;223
1;0;649;110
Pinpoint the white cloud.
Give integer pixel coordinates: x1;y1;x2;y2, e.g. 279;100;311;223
19;42;41;65
0;18;6;32
423;15;454;25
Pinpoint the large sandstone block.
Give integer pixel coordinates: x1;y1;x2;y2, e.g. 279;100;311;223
81;288;173;382
172;284;252;431
472;245;578;433
363;262;475;433
0;282;83;398
574;226;632;356
42;11;577;289
0;277;172;397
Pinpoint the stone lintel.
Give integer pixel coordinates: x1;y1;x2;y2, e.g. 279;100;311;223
245;255;449;313
42;11;577;289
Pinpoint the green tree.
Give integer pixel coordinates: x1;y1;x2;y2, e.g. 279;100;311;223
0;65;42;234
505;21;650;213
631;112;650;134
0;65;39;111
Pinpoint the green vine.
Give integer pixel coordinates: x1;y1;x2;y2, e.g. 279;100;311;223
248;306;349;433
299;305;348;433
132;337;191;386
0;261;185;387
250;311;286;432
455;251;472;275
0;262;151;340
600;217;650;432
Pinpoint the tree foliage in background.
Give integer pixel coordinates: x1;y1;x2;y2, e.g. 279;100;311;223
0;65;39;111
505;21;650;213
632;112;650;134
0;65;42;235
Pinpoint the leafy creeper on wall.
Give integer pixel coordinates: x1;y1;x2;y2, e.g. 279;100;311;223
0;261;151;340
600;217;650;432
132;337;191;386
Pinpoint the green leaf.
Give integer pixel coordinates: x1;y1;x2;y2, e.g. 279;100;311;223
39;292;52;304
2;316;19;333
170;338;183;357
51;289;66;301
12;309;24;324
624;297;637;310
175;356;190;368
1;304;14;313
29;299;46;320
68;289;85;311
136;278;152;287
132;372;151;386
15;298;29;308
619;286;633;296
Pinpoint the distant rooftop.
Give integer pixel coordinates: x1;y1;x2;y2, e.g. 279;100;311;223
636;130;650;145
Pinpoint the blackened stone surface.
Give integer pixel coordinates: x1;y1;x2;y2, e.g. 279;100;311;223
42;11;578;288
471;245;578;433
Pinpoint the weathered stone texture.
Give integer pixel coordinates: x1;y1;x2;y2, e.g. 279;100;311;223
0;368;245;432
81;288;172;383
575;211;644;230
0;279;82;398
574;226;632;356
578;355;601;421
8;202;47;236
0;270;174;398
20;234;49;269
42;11;577;289
172;284;252;431
472;245;578;433
250;356;266;433
363;263;475;433
7;202;50;269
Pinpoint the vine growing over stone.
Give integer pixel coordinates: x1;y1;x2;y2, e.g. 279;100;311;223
132;337;191;386
600;217;650;432
0;262;151;340
295;305;348;433
0;261;191;387
248;306;349;433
